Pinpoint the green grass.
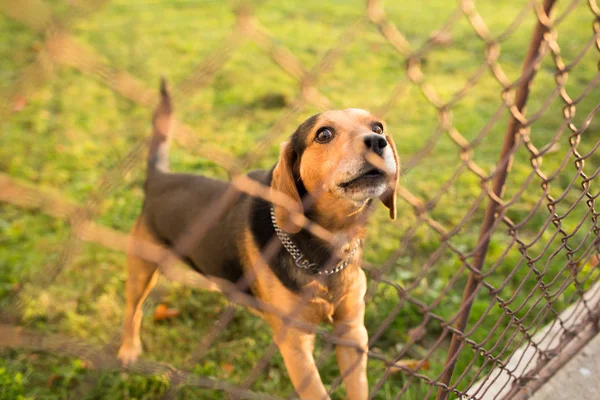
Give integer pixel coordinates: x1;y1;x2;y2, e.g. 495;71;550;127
1;0;599;399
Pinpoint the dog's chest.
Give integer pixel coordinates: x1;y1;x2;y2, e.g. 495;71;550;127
289;265;362;324
242;226;362;325
302;280;348;324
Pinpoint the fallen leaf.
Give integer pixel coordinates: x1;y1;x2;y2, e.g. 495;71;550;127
31;41;43;52
153;304;180;321
388;359;430;374
222;363;234;373
13;96;27;112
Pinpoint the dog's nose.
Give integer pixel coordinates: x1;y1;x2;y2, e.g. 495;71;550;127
363;134;387;156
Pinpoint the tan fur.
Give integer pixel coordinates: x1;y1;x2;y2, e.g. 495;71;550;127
379;133;400;219
296;110;398;231
118;217;160;364
271;141;304;233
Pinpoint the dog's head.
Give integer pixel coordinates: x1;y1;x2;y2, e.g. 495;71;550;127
271;109;400;233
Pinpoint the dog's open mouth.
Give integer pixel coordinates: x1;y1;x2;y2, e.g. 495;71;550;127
339;168;386;189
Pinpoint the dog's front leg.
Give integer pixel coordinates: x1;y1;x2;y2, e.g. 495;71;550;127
273;325;330;400
333;271;368;400
333;317;368;400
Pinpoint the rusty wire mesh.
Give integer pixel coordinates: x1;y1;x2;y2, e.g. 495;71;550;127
1;0;599;399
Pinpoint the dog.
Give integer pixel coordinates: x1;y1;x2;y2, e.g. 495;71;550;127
117;80;399;400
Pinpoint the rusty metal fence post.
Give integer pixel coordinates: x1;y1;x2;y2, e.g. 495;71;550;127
435;1;558;399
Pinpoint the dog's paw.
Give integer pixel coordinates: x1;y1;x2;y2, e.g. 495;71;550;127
117;342;142;366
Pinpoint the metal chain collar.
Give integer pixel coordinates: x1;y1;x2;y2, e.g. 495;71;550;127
269;206;360;275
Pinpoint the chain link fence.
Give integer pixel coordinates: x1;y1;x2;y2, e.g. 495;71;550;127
1;0;599;399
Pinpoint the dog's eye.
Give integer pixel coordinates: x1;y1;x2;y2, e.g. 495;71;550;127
315;127;334;143
372;123;384;135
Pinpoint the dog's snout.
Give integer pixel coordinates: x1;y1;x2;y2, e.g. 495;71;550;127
363;134;387;156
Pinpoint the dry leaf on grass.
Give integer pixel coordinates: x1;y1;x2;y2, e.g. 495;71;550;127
153;304;180;321
388;359;431;374
13;96;27;112
222;363;234;373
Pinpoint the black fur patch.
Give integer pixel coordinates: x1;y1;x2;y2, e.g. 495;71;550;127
248;169;338;293
145;219;253;296
289;113;321;200
291;112;320;160
248;171;302;293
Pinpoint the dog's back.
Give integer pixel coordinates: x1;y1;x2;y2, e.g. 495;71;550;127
140;80;257;285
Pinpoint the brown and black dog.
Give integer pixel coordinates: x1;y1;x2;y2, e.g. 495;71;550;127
118;80;399;400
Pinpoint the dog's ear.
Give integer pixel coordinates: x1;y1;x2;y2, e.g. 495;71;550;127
379;134;400;220
271;141;303;233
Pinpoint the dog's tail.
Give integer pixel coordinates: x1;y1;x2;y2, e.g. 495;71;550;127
147;77;173;174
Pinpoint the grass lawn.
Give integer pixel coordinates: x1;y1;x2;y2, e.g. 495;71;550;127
1;0;599;399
